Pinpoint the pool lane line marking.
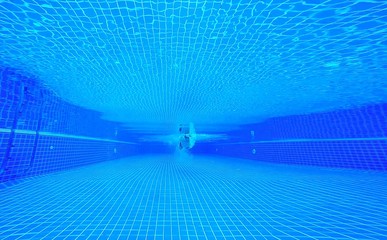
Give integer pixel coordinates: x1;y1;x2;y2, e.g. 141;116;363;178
0;128;135;144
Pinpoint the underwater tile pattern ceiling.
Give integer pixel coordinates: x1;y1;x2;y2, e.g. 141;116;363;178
0;0;386;128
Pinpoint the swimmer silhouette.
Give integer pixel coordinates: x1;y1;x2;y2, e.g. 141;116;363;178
178;123;197;150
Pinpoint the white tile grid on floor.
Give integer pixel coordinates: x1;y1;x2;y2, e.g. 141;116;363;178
0;154;387;240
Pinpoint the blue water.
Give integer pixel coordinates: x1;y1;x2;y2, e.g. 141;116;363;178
1;0;387;239
1;0;386;129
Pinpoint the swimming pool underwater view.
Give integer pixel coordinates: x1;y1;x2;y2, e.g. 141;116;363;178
1;0;387;239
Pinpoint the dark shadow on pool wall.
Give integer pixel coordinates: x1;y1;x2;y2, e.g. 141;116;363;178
0;68;141;183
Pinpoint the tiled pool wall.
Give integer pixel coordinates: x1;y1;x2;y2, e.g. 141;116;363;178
1;67;387;185
0;67;139;183
193;104;387;170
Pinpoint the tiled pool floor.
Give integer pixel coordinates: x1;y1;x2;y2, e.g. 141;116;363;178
0;154;386;239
